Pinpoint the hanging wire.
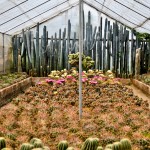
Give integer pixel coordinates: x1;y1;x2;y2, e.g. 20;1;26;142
4;0;68;33
0;0;28;16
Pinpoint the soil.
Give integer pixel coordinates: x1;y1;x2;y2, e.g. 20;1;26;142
0;79;150;150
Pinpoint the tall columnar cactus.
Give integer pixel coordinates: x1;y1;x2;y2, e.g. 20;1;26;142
0;137;6;149
112;142;122;150
81;138;99;150
20;143;33;150
120;138;132;150
58;140;68;150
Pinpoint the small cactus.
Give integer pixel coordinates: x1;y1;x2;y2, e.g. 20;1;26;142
112;142;122;150
30;138;42;144
2;148;11;150
66;147;74;150
0;137;6;149
105;149;112;150
82;137;99;150
97;146;103;150
105;144;113;149
43;146;50;150
120;138;132;150
33;141;43;148
32;149;43;150
58;140;68;150
20;143;33;150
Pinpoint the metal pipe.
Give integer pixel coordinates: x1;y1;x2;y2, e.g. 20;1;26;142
2;33;5;73
79;0;83;120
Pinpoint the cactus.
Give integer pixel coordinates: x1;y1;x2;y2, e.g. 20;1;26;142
33;141;43;148
0;137;6;149
120;138;132;150
43;146;50;150
81;137;99;150
20;143;33;150
58;140;68;150
112;142;122;150
1;148;11;150
30;138;42;145
66;147;74;150
96;146;103;150
105;144;113;149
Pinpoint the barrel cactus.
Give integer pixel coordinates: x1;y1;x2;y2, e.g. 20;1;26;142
120;138;132;150
1;148;11;150
112;142;122;150
0;137;6;149
81;137;99;150
20;143;33;150
43;146;50;150
30;138;42;145
105;144;113;149
58;140;68;150
66;147;74;150
96;146;103;150
30;137;43;148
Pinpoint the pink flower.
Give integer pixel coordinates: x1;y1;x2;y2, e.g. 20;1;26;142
66;75;73;79
45;79;54;83
89;80;97;84
82;78;88;82
72;78;77;82
37;82;41;85
59;79;65;83
55;80;63;85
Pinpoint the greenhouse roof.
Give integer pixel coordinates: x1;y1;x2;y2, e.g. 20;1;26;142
0;0;150;35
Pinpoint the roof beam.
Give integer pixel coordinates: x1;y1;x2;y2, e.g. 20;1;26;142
134;0;150;9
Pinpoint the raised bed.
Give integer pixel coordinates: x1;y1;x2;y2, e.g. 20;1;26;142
131;79;150;96
0;77;32;107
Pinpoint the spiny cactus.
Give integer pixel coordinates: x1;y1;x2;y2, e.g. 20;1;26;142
30;138;42;145
96;146;103;150
32;148;43;150
105;144;113;149
0;137;6;149
81;137;99;150
104;148;112;150
66;147;74;150
20;143;33;150
58;140;68;150
112;142;122;150
33;141;43;148
43;146;50;150
1;148;11;150
120;138;132;150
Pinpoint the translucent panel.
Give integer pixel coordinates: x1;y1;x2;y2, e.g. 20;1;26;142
0;0;150;34
7;0;79;34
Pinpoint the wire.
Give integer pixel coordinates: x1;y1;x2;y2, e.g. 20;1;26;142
133;0;150;9
114;0;148;19
0;0;52;26
0;0;28;16
4;0;68;33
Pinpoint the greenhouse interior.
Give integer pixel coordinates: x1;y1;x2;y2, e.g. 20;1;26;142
0;0;150;149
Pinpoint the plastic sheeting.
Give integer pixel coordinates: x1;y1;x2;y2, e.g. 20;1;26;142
0;0;150;34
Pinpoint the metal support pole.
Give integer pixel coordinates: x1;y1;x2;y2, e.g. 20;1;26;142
79;0;83;119
2;33;5;73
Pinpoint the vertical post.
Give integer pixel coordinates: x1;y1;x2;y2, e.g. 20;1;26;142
79;0;83;119
2;33;5;73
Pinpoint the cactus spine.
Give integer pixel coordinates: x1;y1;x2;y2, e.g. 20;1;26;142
20;143;33;150
96;146;103;150
66;147;74;150
105;144;113;149
120;138;132;150
0;137;6;149
58;140;68;150
112;142;122;150
82;138;99;150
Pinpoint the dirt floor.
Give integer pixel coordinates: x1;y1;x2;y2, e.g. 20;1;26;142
127;84;150;109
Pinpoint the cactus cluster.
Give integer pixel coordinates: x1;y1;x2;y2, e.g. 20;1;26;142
68;52;94;71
